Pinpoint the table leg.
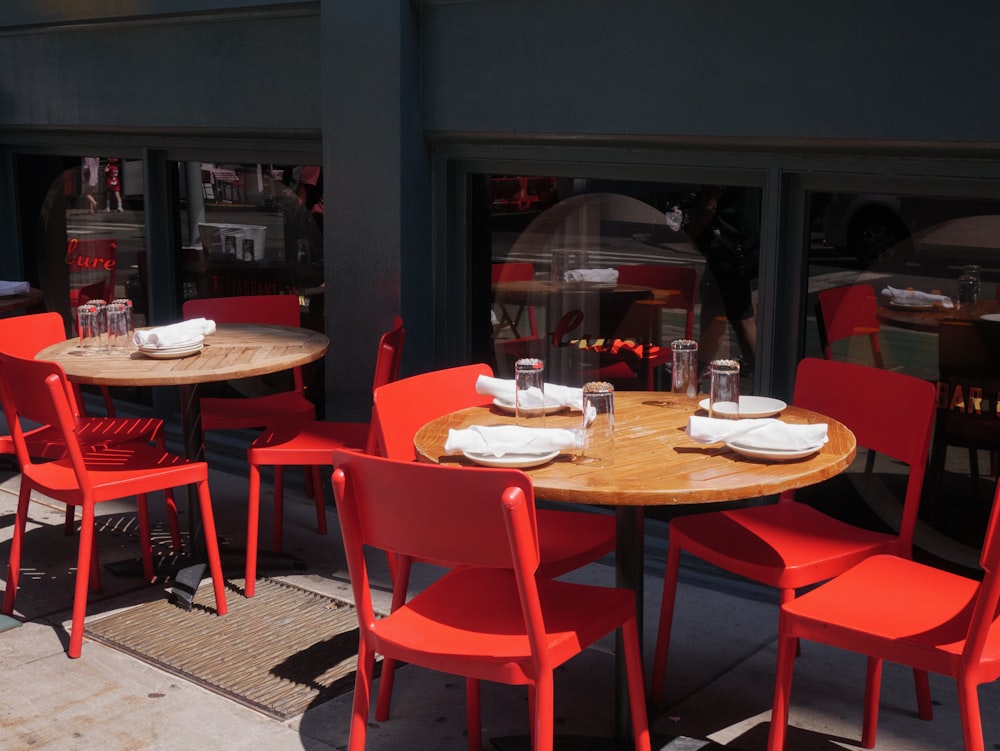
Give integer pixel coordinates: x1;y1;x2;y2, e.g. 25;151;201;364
169;383;208;609
615;505;645;743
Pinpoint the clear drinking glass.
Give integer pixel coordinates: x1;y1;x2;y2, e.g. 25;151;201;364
671;339;699;398
111;298;135;349
709;359;740;419
514;357;546;425
106;302;130;353
578;381;614;466
962;264;981;302
550;248;587;283
76;304;102;355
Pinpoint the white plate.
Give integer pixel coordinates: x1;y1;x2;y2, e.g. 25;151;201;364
139;343;204;359
725;441;823;462
492;397;568;416
888;300;934;311
462;450;560;469
980;313;1000;323
697;396;787;419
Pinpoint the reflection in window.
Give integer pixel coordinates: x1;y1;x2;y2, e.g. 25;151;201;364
481;177;761;391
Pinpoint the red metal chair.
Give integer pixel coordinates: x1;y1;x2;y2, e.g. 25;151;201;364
815;284;885;369
768;477;1000;751
0;312;181;550
368;363;617;722
0;351;228;658
330;450;650;751
182;294;317;435
242;317;404;597
650;358;937;716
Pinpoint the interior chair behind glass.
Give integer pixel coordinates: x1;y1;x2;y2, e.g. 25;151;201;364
367;363;616;721
815;283;885;368
242;316;404;597
768;477;1000;751
0;351;228;658
331;450;650;751
650;358;937;727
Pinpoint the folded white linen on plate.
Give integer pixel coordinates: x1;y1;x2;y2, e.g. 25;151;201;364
476;374;584;411
444;425;583;457
881;285;954;308
0;280;30;296
132;317;216;348
687;415;828;450
563;268;619;284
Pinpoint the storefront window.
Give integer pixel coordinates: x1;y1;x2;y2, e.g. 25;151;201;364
480;176;761;392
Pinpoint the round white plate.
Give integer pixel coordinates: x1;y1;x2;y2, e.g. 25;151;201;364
888;300;934;311
725;441;822;462
492;397;567;416
980;313;1000;323
462;450;560;469
140;343;204;359
697;396;787;419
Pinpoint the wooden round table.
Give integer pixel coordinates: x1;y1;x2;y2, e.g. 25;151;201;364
877;299;1000;332
415;391;856;743
0;287;44;314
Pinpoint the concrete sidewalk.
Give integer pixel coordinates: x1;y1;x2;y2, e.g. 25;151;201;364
0;453;997;751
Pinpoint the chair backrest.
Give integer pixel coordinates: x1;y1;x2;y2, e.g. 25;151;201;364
362;317;406;453
815;284;884;366
615;264;698;338
962;477;1000;665
934;318;1000;450
792;357;936;550
183;294;305;390
371;363;493;460
491;261;535;283
330;450;539;630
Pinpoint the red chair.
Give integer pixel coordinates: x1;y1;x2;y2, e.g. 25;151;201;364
768;477;1000;751
182;294;317;435
816;284;885;369
0;352;228;658
0;312;181;550
491;262;544;369
330;450;650;751
615;264;698;340
243;317;404;597
650;358;937;714
368;363;616;721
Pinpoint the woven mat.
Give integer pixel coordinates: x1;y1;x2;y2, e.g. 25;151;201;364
88;578;362;720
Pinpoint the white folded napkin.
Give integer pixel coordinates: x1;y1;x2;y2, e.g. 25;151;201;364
563;268;619;284
444;425;583;457
687;415;828;450
132;317;216;348
476;374;584;411
0;280;30;296
881;286;954;308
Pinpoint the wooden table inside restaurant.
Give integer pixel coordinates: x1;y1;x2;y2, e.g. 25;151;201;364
0;287;44;314
415;390;856;744
877;298;1000;332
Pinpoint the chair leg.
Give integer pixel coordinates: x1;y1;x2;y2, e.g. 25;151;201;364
375;554;413;722
914;668;933;720
766;628;797;751
466;678;482;751
154;433;183;551
958;674;986;751
532;668;555;751
246;463;263;598
64;505;75;536
311;465;327;535
135;493;155;582
350;640;376;751
650;539;682;705
622;615;652;751
273;466;285;552
861;656;883;749
196;480;228;617
69;501;97;658
2;485;31;615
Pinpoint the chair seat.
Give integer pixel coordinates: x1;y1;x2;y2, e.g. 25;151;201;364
783;555;998;672
671;501;899;590
249;420;369;463
536;508;615;578
372;566;636;685
200;390;315;432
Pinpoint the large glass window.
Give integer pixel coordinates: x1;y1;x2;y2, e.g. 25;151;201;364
479;176;762;392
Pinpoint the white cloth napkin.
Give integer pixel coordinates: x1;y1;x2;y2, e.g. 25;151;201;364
563;268;619;284
881;286;954;308
687;415;828;450
476;374;584;411
0;280;30;296
132;317;216;348
445;425;583;457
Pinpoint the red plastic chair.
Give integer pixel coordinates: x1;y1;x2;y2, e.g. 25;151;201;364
816;284;885;369
0;312;181;550
182;294;317;434
330;450;650;751
0;352;228;658
368;363;616;721
768;477;1000;751
650;358;937;713
242;317;404;597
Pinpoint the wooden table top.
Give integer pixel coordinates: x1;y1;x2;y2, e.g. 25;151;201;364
414;391;857;508
35;323;329;387
0;287;44;314
877;299;1000;332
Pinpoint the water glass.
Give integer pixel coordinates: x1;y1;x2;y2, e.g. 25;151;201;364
671;339;699;398
76;304;103;355
958;273;979;307
514;357;546;425
550;248;587;283
106;303;130;353
709;359;740;419
111;298;135;349
578;381;614;466
962;264;981;301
